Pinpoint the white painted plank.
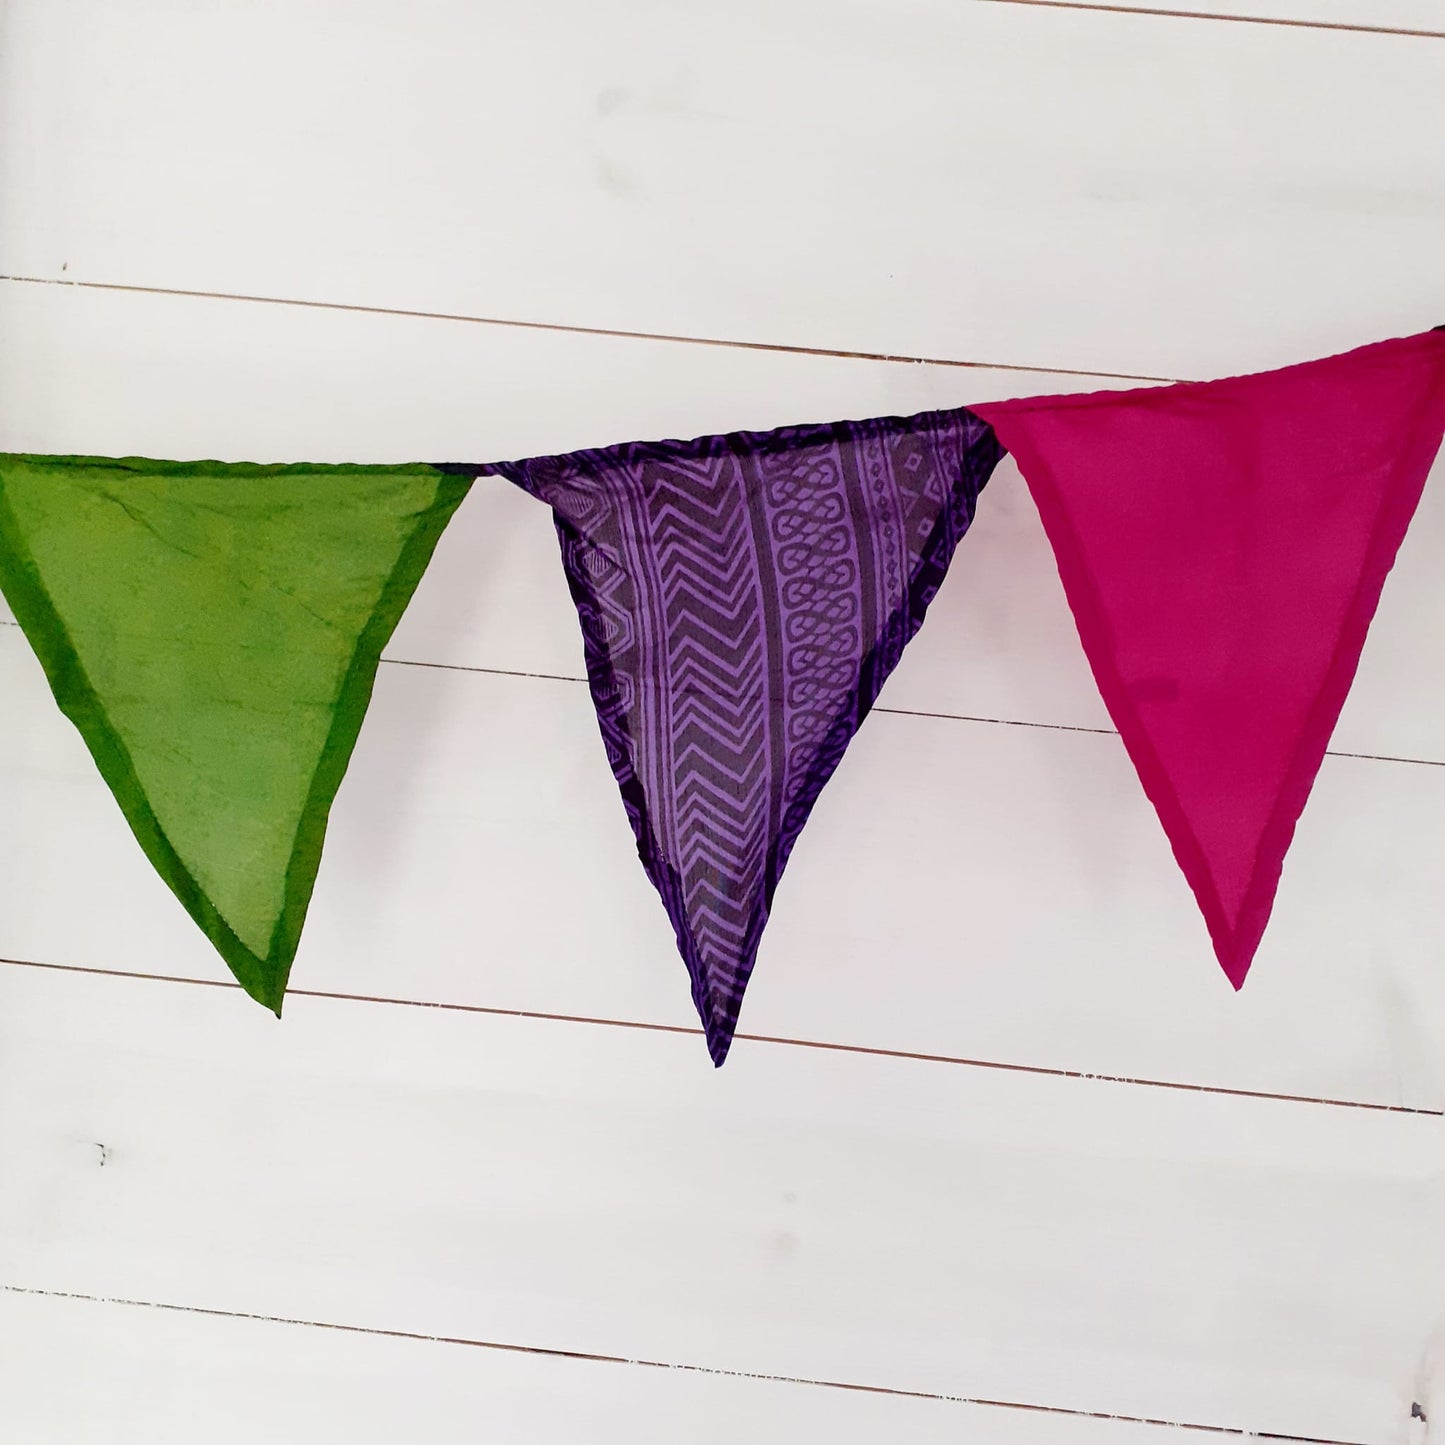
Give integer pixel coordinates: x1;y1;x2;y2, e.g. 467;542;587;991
0;1;1440;381
3;280;1442;765
1;965;1439;1444
3;625;1443;1110
0;1288;1255;1445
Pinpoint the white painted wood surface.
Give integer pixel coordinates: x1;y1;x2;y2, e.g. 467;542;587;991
2;965;1442;1445
1;1;1442;1441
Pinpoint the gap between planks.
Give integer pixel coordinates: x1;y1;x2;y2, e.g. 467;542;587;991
969;0;1445;40
378;656;1445;772
0;274;1179;385
7;565;1445;773
3;957;1438;1118
0;1286;1379;1445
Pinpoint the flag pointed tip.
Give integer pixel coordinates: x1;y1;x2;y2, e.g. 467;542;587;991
690;955;740;1066
232;955;288;1015
1203;896;1259;991
1221;953;1251;992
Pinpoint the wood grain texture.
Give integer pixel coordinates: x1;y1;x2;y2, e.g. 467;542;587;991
2;965;1440;1445
0;0;1440;380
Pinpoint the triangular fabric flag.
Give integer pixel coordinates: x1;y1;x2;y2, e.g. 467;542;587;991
974;329;1445;987
0;455;470;1009
476;409;1004;1062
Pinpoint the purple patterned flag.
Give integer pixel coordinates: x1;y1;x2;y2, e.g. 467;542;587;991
464;409;1003;1062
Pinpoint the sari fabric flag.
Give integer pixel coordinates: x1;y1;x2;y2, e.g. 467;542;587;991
975;328;1445;989
475;409;1004;1062
0;456;471;1010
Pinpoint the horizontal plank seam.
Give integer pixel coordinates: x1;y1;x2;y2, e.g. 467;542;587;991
0;1286;1374;1444
971;0;1445;39
377;656;1445;770
0;274;1179;384
3;956;1438;1116
10;597;1445;769
11;596;1444;768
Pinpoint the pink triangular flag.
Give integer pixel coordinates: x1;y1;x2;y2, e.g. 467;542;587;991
974;329;1445;985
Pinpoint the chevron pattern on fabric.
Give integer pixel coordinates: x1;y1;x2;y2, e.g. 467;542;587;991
484;409;1003;1063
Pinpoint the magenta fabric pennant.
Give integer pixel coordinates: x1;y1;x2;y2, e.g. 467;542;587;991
975;329;1445;988
478;410;1003;1061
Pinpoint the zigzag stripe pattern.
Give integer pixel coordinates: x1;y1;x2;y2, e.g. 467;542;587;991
487;408;1003;1063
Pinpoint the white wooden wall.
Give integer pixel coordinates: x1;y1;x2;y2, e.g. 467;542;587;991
1;3;1443;1441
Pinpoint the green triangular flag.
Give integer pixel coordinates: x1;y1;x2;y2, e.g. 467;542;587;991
0;455;471;1010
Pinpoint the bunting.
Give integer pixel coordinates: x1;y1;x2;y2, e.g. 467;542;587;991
975;329;1445;989
1;328;1442;1062
0;456;470;1010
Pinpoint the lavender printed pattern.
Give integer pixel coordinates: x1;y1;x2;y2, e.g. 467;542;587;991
480;408;1003;1062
